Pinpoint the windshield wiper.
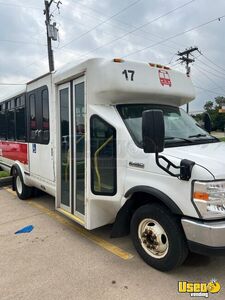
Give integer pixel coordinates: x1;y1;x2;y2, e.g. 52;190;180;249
188;134;207;138
165;136;194;143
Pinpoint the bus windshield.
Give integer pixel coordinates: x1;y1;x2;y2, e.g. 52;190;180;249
117;104;217;147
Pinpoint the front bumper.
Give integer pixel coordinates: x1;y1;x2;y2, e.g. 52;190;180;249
182;218;225;256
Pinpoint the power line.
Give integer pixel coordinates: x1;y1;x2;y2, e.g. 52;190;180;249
194;61;225;79
1;1;142;77
53;9;177;58
201;54;225;73
67;13;225;69
193;65;225;94
0;2;42;10
86;0;196;50
54;0;198;65
0;38;47;47
122;14;225;58
60;0;193;53
59;0;143;49
71;0;186;51
8;0;192;74
194;85;223;95
0;83;26;86
195;57;225;77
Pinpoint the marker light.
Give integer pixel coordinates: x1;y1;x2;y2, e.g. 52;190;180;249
149;63;170;70
113;58;124;63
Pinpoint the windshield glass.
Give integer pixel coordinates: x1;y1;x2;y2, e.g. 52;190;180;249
117;104;217;147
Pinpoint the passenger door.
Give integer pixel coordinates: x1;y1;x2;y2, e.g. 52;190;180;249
57;77;85;218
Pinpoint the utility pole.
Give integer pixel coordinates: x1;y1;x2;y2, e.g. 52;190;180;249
44;0;61;72
177;46;200;113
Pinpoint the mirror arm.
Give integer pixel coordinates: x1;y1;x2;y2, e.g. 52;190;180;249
155;153;180;178
155;153;195;181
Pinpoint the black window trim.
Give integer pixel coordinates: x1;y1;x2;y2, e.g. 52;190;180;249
27;85;50;145
90;114;117;196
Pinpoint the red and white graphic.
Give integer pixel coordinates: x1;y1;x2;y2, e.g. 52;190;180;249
0;141;28;164
158;70;172;87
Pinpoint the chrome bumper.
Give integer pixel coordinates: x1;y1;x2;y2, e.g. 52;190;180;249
182;218;225;248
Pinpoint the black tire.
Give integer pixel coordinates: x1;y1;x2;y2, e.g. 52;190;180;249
13;169;32;200
130;203;188;271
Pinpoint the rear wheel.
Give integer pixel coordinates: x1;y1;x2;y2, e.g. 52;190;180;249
130;203;188;271
13;169;32;200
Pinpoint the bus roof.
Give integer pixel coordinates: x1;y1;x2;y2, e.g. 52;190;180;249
0;58;195;107
53;58;195;107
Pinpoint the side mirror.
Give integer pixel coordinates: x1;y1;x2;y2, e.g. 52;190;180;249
142;110;195;181
203;112;211;133
142;110;165;153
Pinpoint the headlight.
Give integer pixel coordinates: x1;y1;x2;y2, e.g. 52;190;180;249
193;181;225;219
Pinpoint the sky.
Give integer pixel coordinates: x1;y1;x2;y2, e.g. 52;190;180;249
0;0;225;112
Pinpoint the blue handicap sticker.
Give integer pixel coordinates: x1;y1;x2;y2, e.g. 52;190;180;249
32;144;36;153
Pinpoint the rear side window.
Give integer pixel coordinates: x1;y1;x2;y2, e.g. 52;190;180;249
16;106;26;141
7;110;15;140
90;116;117;195
0;111;6;140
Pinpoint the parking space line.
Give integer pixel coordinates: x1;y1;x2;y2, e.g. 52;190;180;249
4;187;16;196
3;188;134;260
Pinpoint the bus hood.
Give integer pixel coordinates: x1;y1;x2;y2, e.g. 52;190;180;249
164;142;225;179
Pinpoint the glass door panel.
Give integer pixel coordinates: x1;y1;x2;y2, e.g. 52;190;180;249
74;80;85;215
59;86;71;211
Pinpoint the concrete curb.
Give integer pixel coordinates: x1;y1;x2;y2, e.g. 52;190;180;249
0;176;12;187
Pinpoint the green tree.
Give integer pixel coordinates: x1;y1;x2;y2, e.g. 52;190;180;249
215;96;225;107
203;96;225;131
204;100;214;112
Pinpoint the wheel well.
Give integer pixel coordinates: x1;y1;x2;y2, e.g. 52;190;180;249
111;191;182;238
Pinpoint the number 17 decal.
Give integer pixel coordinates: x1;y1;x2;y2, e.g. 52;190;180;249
122;69;135;81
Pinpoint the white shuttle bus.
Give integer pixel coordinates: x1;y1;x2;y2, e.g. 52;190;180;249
1;58;225;271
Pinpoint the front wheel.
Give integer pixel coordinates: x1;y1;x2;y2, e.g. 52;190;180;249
14;170;32;200
130;204;188;271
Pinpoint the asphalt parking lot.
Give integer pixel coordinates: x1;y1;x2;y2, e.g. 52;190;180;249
0;187;225;300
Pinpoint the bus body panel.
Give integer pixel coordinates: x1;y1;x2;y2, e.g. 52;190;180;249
26;74;55;185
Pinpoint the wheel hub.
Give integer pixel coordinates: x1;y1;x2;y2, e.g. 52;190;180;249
16;176;22;195
138;219;169;258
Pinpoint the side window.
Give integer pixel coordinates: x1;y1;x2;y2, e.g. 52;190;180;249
7;109;15;140
90;116;117;195
28;87;49;144
15;96;26;141
29;94;37;141
0;110;6;140
41;89;49;143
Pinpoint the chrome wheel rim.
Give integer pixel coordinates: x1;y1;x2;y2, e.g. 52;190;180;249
16;176;22;195
138;218;169;259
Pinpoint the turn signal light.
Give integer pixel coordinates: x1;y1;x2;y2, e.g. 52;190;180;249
113;58;124;63
193;192;209;201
